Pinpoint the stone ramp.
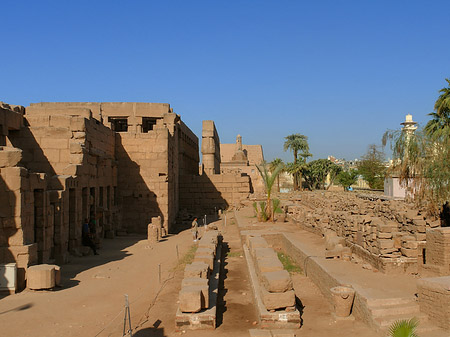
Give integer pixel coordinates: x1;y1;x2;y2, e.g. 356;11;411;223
234;209;448;336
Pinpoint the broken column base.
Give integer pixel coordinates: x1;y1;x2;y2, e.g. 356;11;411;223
175;242;223;331
244;244;301;329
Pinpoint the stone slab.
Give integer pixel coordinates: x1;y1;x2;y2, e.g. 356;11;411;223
261;270;293;293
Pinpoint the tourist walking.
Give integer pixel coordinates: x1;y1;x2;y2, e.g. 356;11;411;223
192;217;198;242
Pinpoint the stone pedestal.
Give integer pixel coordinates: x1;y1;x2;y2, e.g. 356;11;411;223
27;264;56;290
330;286;355;317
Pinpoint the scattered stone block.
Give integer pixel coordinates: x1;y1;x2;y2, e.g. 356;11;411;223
181;278;209;308
184;262;209;279
261;287;295;310
179;285;203;313
261;270;293;293
27;264;56;290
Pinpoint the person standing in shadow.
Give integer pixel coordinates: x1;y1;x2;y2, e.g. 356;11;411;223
82;218;99;255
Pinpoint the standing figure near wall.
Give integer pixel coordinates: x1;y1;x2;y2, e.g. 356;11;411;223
192;217;198;242
82;219;98;255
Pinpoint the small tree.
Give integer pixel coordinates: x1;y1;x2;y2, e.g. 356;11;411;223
256;162;284;221
357;144;386;189
336;169;359;191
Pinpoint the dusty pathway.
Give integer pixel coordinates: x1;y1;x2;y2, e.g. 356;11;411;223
0;231;193;337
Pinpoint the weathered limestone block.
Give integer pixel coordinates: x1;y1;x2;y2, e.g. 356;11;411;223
256;257;284;274
261;287;295;310
377;239;394;249
27;264;56;290
401;247;418;258
181;278;209;308
248;236;269;253
147;223;159;244
0;147;22;167
254;247;278;260
193;251;214;270
184;262;209;279
179;286;203;313
261;270;293;293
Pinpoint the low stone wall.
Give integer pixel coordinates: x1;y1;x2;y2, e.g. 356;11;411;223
418;276;450;330
287;192;441;274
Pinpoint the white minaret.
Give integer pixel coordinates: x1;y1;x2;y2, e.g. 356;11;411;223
401;114;417;135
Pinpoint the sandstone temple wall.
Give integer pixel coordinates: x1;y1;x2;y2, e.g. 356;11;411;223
1;101;258;291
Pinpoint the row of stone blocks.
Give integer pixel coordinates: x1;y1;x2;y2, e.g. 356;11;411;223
176;230;222;330
244;235;301;329
247;236;295;311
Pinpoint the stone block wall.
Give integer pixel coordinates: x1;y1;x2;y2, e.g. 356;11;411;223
179;173;251;214
287;192;442;274
423;228;450;275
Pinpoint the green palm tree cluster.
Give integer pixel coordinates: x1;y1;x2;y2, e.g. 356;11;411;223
284;133;311;190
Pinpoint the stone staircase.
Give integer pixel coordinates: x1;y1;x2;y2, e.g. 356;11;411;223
366;297;445;336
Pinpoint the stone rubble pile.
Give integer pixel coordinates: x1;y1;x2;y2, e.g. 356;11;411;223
287;192;440;266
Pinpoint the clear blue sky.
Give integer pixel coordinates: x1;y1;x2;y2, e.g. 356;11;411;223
2;1;449;162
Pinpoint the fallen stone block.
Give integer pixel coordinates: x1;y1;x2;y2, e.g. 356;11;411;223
181;278;209;308
261;287;295;310
27;264;56;290
184;262;209;279
261;270;293;293
179;285;203;313
256;257;284;274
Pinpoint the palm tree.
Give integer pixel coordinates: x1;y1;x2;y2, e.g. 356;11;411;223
425;78;450;141
256;162;284;221
284;134;311;190
388;318;419;337
434;78;450;115
269;158;284;192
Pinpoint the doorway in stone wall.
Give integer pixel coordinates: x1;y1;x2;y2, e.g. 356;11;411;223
69;188;76;251
33;189;44;263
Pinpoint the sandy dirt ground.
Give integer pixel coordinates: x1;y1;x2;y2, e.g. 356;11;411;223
0;208;381;337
